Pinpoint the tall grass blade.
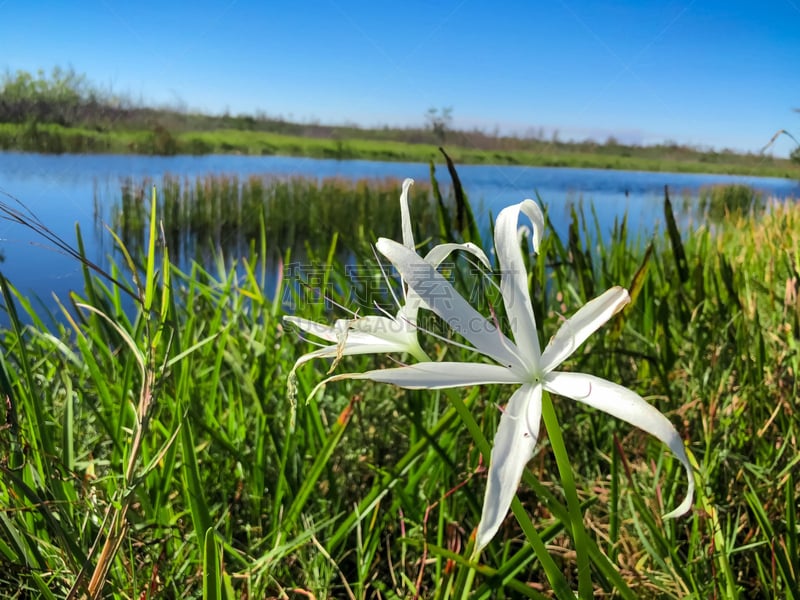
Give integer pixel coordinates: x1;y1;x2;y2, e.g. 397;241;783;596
440;147;480;244
144;185;158;312
663;185;689;283
181;416;213;544
203;528;223;600
282;395;355;534
430;160;452;242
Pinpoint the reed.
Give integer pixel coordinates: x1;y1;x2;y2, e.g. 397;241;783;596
107;174;448;264
696;183;766;220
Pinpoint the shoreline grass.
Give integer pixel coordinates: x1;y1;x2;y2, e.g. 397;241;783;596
3;68;799;179
0;172;798;597
2;121;799;179
104;174;447;264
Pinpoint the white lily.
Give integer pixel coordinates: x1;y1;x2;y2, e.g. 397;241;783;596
285;178;490;375
341;199;694;551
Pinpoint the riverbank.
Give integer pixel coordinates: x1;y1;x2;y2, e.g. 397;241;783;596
3;68;798;178
1;121;798;179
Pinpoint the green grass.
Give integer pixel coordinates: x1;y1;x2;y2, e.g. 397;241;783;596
4;67;800;177
2;120;799;178
0;171;798;598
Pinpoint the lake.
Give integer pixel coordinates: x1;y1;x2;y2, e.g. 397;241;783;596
1;151;799;317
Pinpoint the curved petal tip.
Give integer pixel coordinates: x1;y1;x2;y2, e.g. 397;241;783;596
662;457;695;520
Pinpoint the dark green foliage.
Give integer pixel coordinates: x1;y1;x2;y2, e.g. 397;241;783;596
146;124;179;156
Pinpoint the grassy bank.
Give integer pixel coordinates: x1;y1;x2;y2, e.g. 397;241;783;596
2;120;798;178
2;69;799;178
0;169;798;598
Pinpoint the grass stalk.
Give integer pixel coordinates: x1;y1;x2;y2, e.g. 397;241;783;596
540;390;592;599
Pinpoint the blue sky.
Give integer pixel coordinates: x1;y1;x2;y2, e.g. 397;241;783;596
2;0;799;156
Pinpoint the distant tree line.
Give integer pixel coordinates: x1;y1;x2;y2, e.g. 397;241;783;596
0;67;135;129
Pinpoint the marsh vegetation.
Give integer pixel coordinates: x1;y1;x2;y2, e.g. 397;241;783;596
0;163;797;597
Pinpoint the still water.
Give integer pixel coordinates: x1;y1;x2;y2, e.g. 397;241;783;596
1;151;798;315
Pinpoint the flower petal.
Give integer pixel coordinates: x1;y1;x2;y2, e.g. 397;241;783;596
352;361;522;389
348;315;413;341
286;315;404;347
400;178;415;250
291;337;421;370
539;287;630;373
285;313;428;370
284;315;341;343
290;341;388;368
376;238;524;369
423;242;491;270
544;371;694;518
494;200;545;369
403;242;493;323
348;314;428;361
476;383;542;550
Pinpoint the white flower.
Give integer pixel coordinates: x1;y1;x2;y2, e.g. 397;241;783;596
343;199;694;551
285;178;490;375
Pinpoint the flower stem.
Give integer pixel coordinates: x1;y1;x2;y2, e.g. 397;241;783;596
540;390;593;599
